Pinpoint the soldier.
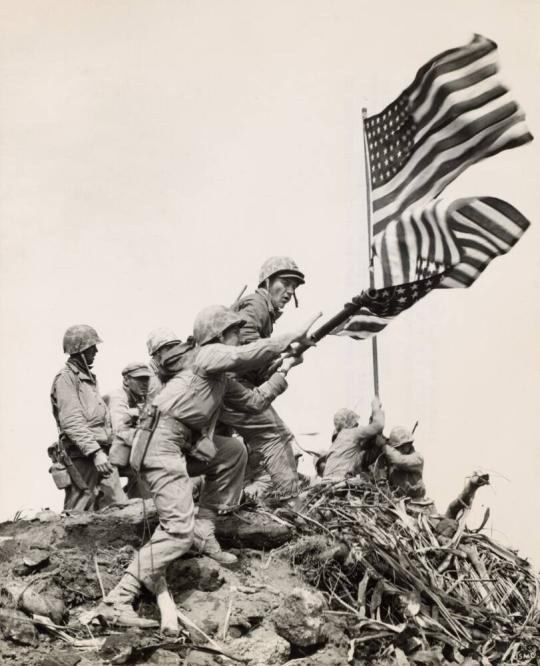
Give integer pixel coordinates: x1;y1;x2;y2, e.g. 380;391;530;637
323;398;385;480
380;426;426;499
100;305;318;635
220;256;307;504
146;327;182;391
50;325;127;511
108;362;155;499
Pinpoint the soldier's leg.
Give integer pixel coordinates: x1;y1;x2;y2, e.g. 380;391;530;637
63;457;100;511
106;437;194;634
98;467;128;508
187;435;247;564
222;406;299;500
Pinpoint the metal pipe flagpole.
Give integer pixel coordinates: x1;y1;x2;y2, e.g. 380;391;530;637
361;107;380;397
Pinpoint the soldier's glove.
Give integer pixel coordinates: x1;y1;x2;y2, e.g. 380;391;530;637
93;450;114;477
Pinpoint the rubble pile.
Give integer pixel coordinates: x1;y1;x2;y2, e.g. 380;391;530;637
278;479;540;664
0;489;538;665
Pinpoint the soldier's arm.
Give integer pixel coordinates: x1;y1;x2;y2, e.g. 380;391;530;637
222;372;288;414
108;391;137;446
383;446;424;471
194;336;293;375
352;402;385;443
53;374;102;457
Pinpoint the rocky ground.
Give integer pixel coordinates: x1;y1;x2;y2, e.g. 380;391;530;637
0;491;538;666
0;501;348;666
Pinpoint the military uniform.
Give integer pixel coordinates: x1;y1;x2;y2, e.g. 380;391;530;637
219;287;300;499
124;328;295;591
108;363;156;499
51;360;126;510
323;405;385;480
383;427;426;499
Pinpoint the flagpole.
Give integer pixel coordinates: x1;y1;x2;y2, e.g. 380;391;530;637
362;107;380;397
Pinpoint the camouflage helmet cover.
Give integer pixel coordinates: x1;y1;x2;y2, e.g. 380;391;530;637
193;305;246;346
63;325;102;355
146;327;181;356
258;256;305;287
333;407;360;432
389;426;415;448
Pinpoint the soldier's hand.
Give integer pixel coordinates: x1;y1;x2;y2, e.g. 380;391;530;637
291;312;323;346
371;396;383;410
281;354;304;373
93;450;114;476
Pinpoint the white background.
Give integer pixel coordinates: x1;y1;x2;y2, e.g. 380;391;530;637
1;1;538;564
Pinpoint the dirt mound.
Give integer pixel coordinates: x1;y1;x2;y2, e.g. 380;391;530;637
0;489;538;665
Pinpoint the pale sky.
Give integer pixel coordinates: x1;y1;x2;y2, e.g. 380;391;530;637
1;1;539;564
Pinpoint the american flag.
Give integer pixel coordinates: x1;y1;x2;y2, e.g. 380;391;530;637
337;196;530;340
333;271;449;340
365;34;533;239
373;196;531;288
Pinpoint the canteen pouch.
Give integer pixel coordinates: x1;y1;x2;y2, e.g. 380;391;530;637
189;434;217;464
109;441;131;469
130;405;160;473
49;462;72;490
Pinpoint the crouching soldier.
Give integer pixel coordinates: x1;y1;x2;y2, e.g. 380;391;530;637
108;362;155;499
50;325;127;511
323;397;385;480
379;426;426;499
99;305;318;635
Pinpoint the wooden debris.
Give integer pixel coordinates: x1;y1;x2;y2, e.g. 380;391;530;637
281;478;540;664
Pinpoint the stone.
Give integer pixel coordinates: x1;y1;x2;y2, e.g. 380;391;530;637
227;626;290;665
147;648;182;665
39;652;81;666
0;607;38;646
271;587;327;648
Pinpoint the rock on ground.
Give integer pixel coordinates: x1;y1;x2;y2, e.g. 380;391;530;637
272;587;328;648
227;625;290;665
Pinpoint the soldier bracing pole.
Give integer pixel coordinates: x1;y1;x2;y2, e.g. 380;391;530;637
362;107;380;396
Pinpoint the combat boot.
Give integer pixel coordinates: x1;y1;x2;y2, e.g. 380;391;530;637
194;513;238;565
84;574;158;628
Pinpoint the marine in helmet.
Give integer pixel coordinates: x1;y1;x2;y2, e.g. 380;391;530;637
379;426;426;499
50;325;127;511
219;256;307;503
146;327;182;391
322;397;385;480
101;305;318;635
107;362;156;499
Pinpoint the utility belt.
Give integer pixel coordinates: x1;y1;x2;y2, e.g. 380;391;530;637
130;406;217;474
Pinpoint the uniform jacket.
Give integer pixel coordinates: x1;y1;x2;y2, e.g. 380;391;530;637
153;336;290;445
384;446;426;499
51;361;111;458
233;288;282;385
323;404;385;480
108;386;154;448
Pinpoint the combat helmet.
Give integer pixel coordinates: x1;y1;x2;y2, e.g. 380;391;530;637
258;256;305;287
146;327;181;356
193;305;246;346
388;426;415;448
333;407;360;432
63;325;102;355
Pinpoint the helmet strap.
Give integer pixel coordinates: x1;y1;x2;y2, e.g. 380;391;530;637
293;293;299;308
